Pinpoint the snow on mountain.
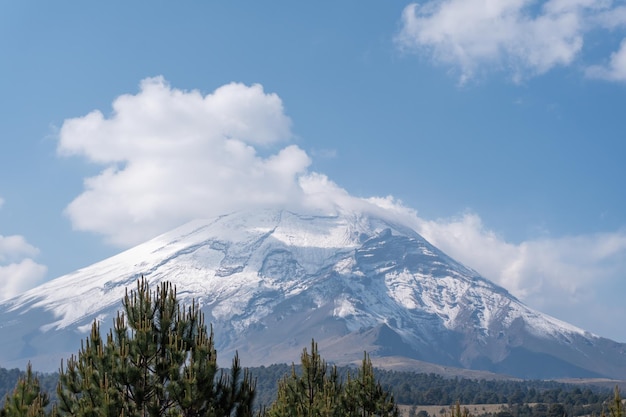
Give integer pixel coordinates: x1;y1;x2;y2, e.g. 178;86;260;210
1;208;625;379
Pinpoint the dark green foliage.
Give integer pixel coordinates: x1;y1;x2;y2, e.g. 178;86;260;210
548;403;568;417
250;364;614;416
605;386;624;417
448;401;471;417
266;340;398;417
0;368;24;407
343;353;398;416
56;277;256;417
0;276;621;417
251;365;610;411
248;365;291;408
0;370;57;411
267;340;343;417
370;370;608;406
1;363;52;417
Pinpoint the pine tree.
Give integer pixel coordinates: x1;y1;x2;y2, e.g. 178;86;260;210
343;353;398;417
1;362;53;417
607;386;624;417
266;341;397;417
447;401;471;417
56;277;256;417
267;340;342;417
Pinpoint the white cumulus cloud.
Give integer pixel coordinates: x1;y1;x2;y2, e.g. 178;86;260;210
0;235;40;263
58;77;309;246
396;0;626;82
0;259;48;301
0;201;48;300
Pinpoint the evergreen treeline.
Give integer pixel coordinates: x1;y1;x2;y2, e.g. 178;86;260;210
0;368;58;408
2;364;615;415
250;365;612;409
0;277;620;416
266;341;398;416
374;371;609;406
1;278;398;417
0;368;23;405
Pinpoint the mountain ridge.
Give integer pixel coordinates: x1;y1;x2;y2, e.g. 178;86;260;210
0;208;623;379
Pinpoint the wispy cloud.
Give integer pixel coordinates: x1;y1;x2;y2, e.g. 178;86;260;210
396;0;626;83
0;235;40;263
310;148;338;159
586;39;626;81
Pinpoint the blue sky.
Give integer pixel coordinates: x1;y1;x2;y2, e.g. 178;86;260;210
1;1;626;341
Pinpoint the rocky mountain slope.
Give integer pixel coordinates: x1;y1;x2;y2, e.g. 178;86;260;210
1;209;625;378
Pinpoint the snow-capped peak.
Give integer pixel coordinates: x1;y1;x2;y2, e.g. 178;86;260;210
0;209;622;379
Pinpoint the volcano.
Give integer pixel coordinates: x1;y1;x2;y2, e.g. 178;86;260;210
1;208;624;379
